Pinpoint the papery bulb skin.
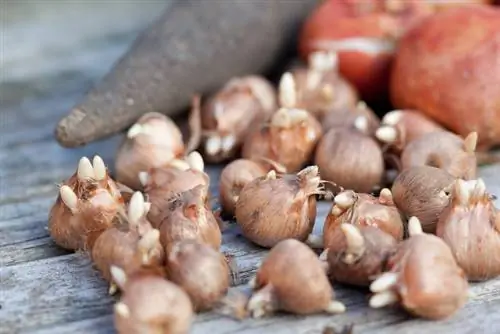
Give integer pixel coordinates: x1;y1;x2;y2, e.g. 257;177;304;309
241;73;323;173
142;156;210;228
235;167;321;248
157;185;222;255
247;239;345;317
201;75;277;163
219;158;285;217
321;101;380;135
166;240;230;312
401;131;478;180
115;112;185;190
391;166;456;233
48;156;125;251
323;189;404;246
289;51;359;120
114;272;193;334
315;128;384;193
326;224;397;287
437;178;500;281
242;109;322;173
92;192;165;288
369;217;469;320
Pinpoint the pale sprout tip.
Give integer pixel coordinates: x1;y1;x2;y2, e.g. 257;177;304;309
369;290;399;308
382;110;403;125
375;126;397;143
325;300;346;314
128;191;146;224
205;136;222;156
221;135;237;153
114;302;130;318
110;265;127;288
370;272;398;293
279;72;297;108
464;131;478;153
92;155;106;181
408;216;423;236
138;172;149;186
187;151;205;172
60;185;78;211
77;156;95;180
127;123;143;138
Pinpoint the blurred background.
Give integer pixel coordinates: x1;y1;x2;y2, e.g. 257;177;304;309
1;0;168;144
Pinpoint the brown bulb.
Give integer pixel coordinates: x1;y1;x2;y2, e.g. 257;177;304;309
241;73;323;172
436;178;500;281
141;152;209;227
315;127;384;193
219;158;286;217
326;224;397;287
321;101;380;135
391;166;456;233
291;51;359;120
401;131;478;180
158;185;221;254
375;109;445;153
115;112;185;190
322;189;404;246
201;75;277;163
166;240;230;312
48;156;124;251
369;217;468;320
247;239;345;317
235;166;320;248
92;192;165;294
112;267;193;334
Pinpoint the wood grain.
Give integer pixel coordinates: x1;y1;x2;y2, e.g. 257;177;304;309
2;1;500;333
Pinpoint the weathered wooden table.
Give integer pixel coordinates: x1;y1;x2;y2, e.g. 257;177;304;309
1;2;500;333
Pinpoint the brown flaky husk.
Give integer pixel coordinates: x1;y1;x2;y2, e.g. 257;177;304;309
314;127;384;193
250;239;342;316
291;67;359;121
157;185;222;255
400;131;477;180
241;109;323;173
218;159;272;217
436;179;500;281
391;166;455;233
92;223;164;284
115;112;185;190
114;275;193;334
166;240;230;312
55;0;320;148
234;166;320;248
48;169;125;251
324;191;404;244
144;166;210;228
201;75;277;163
382;232;468;320
327;225;397;287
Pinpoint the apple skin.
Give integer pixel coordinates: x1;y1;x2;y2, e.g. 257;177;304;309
390;5;500;150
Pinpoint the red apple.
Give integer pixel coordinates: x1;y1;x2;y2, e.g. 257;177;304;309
391;5;500;150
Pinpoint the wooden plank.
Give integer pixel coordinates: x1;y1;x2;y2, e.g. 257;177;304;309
2;244;500;334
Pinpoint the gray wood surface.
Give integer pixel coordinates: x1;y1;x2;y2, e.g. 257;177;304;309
1;1;500;334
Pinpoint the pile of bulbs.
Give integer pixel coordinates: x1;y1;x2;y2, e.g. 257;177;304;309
48;50;500;334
